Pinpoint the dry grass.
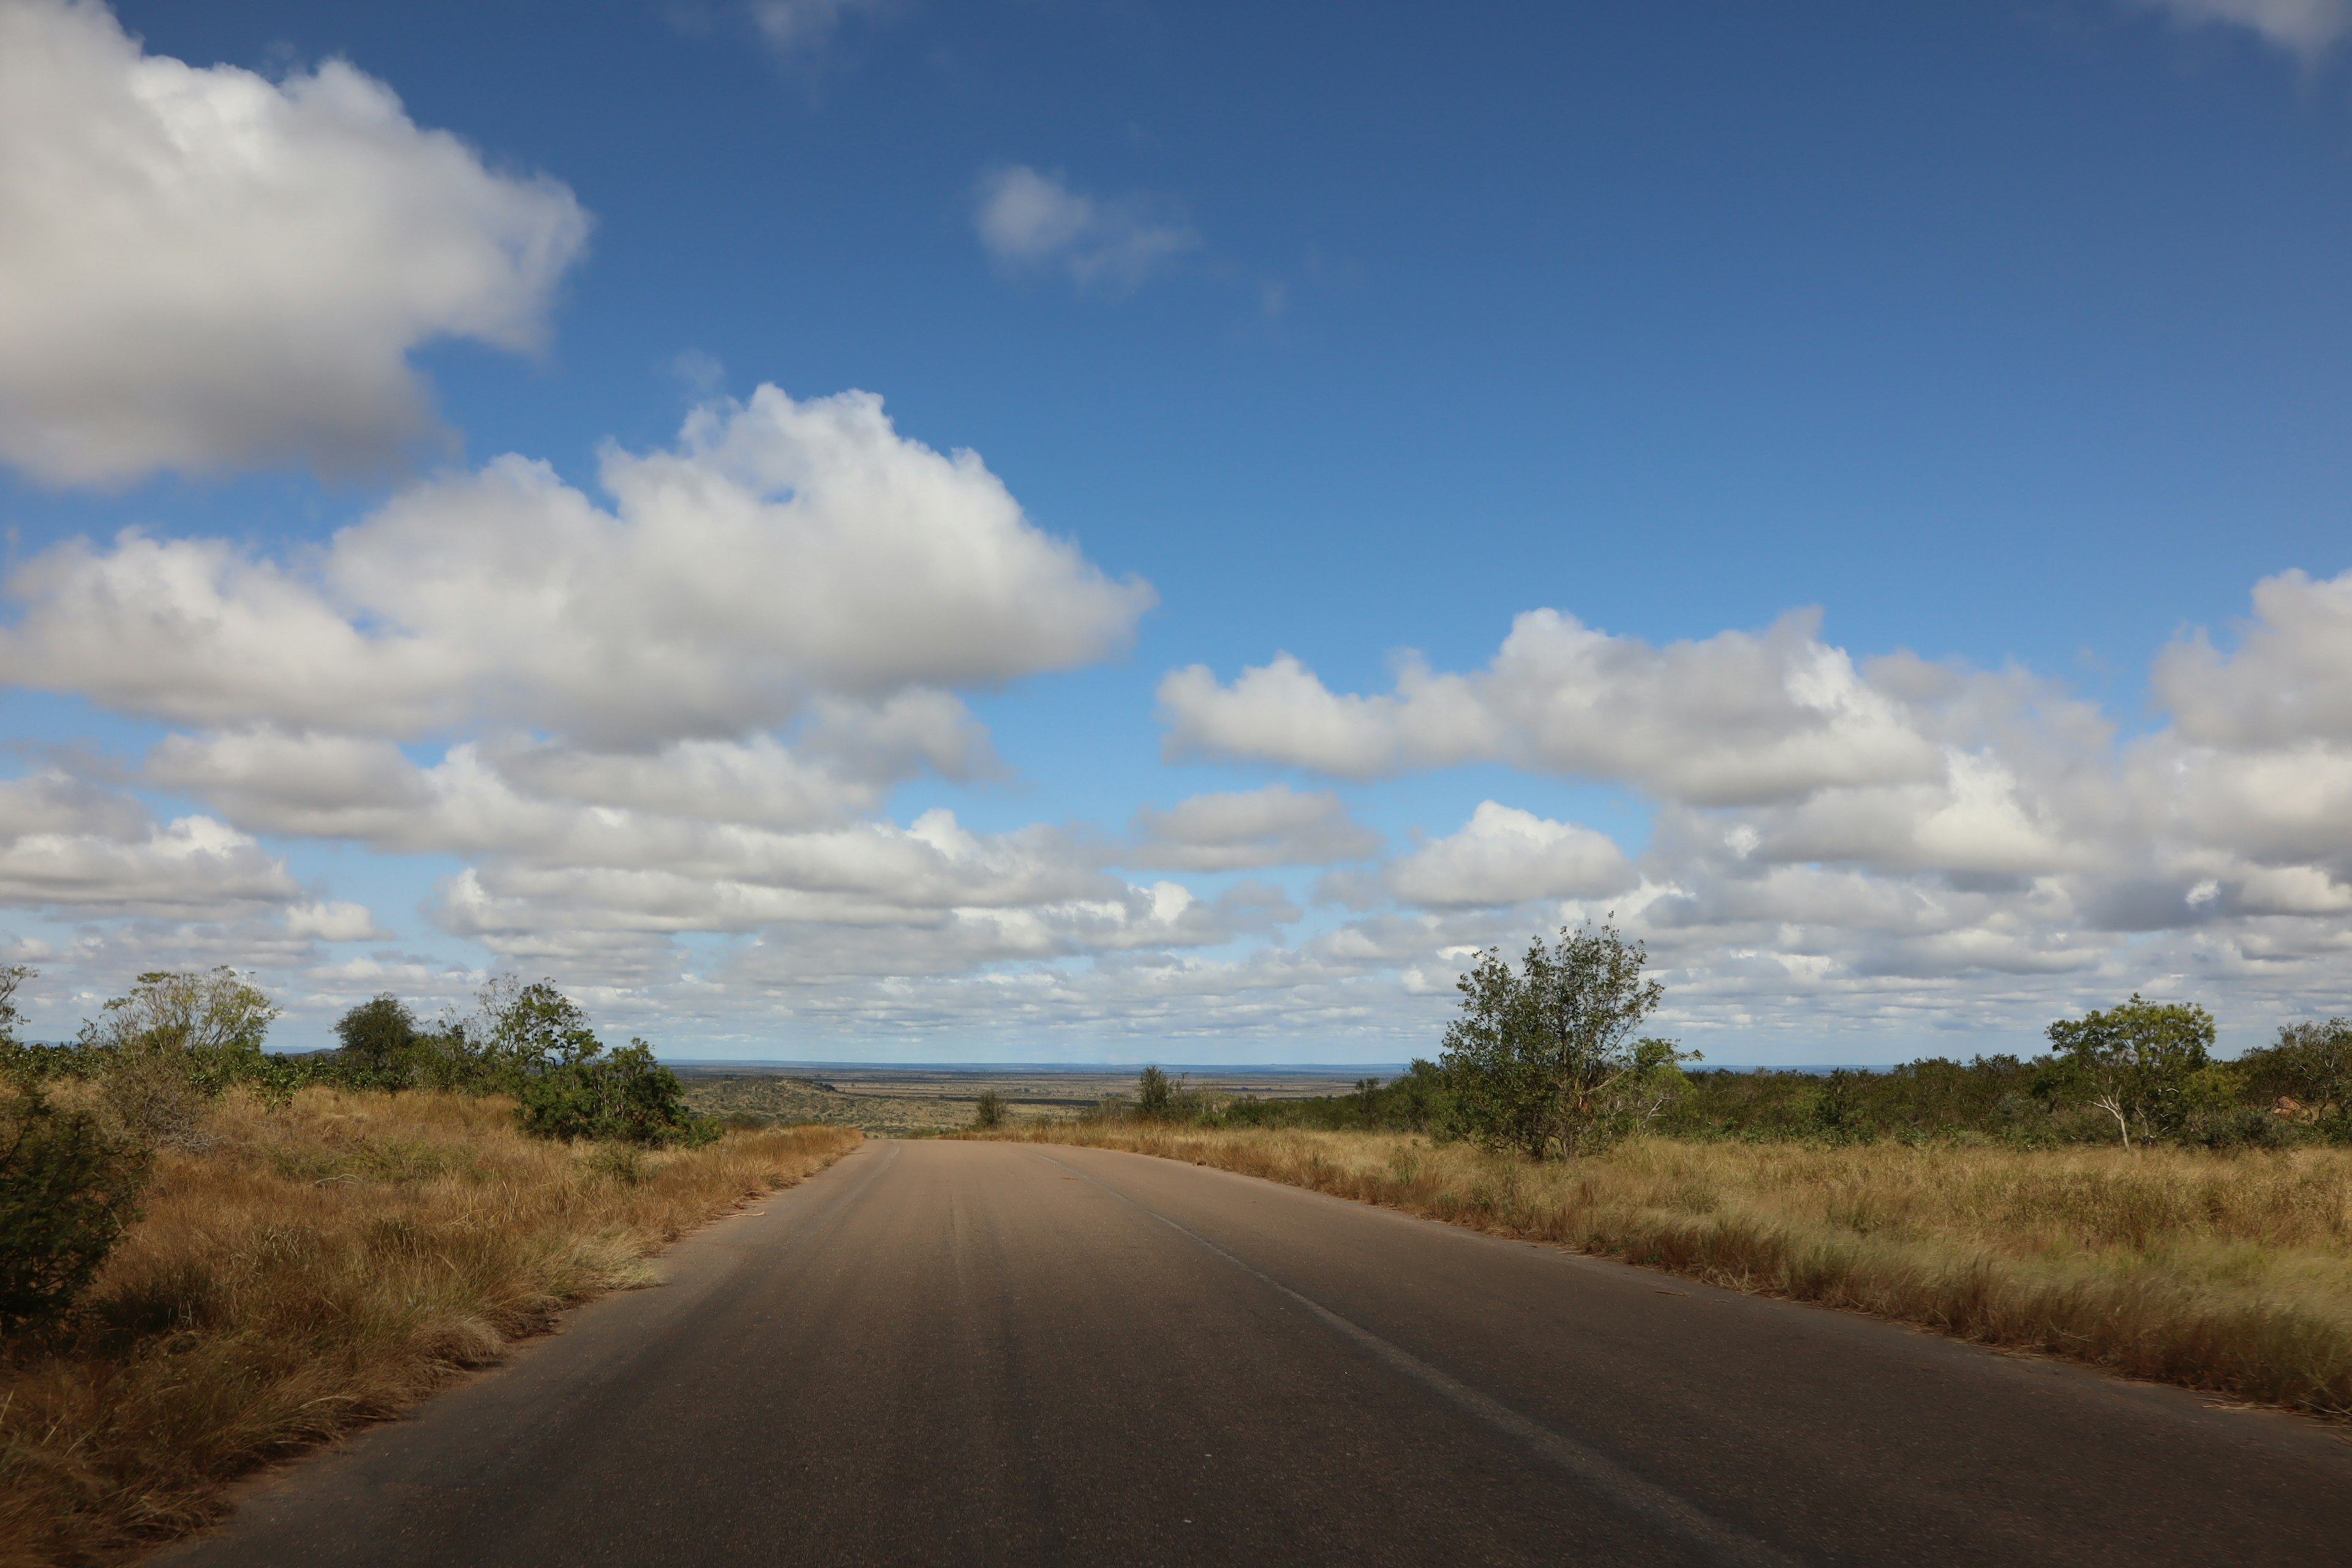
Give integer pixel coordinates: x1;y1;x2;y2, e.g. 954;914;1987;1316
0;1086;861;1567
986;1122;2352;1421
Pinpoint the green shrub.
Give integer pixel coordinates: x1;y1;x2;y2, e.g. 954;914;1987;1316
973;1088;1006;1129
0;1080;151;1330
515;1038;716;1147
1438;922;1689;1159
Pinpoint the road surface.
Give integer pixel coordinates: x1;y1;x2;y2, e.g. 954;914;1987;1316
160;1140;2352;1566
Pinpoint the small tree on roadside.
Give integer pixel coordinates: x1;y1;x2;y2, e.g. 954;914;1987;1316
2044;994;2216;1148
473;977;604;1092
973;1088;1007;1130
516;1038;715;1147
82;968;279;1146
1439;922;1688;1158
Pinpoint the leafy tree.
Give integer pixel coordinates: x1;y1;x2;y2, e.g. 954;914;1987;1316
81;968;279;1145
1136;1064;1174;1119
333;993;421;1088
2044;994;2216;1148
1438;922;1687;1158
972;1088;1007;1129
473;977;604;1092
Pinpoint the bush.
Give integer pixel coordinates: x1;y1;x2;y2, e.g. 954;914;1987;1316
83;968;279;1147
514;1038;716;1147
0;1080;151;1329
973;1088;1006;1129
1438;922;1689;1158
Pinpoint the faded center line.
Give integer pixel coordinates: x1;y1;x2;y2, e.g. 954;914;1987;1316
1029;1150;1799;1568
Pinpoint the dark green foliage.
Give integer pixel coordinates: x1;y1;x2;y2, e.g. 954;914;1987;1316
1135;1065;1174;1119
1436;922;1689;1158
0;1077;151;1330
332;994;421;1088
514;1037;716;1147
972;1088;1006;1129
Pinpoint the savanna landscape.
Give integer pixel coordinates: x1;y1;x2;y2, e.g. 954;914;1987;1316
7;925;2350;1562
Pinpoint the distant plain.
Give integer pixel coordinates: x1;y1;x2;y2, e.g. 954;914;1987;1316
674;1065;1381;1134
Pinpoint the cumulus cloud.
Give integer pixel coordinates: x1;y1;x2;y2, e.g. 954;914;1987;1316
2152;568;2352;748
974;166;1200;290
1;387;1155;744
0;771;296;919
1159;609;1944;804
2133;0;2352;56
1126;785;1379;871
283;900;390;943
0;0;589;486
1386;802;1635;908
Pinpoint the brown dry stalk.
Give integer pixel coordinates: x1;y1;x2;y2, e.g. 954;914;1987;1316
0;1087;861;1568
980;1123;2352;1422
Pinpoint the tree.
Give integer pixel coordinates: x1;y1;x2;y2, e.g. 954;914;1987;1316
1438;922;1686;1158
2044;995;2216;1148
81;968;279;1145
333;993;420;1088
2238;1018;2352;1119
473;978;604;1093
1136;1065;1174;1119
972;1088;1007;1130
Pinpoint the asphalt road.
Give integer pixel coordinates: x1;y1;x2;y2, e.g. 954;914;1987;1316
161;1140;2352;1567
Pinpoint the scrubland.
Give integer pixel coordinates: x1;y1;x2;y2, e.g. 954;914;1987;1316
986;1120;2352;1421
0;1086;859;1567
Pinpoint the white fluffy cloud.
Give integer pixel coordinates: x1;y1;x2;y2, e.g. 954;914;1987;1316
1160;609;1945;805
0;771;296;919
1126;785;1379;872
974;166;1200;290
0;0;589;486
283;901;390;943
1128;568;2352;1047
1387;802;1635;908
0;387;1155;744
2134;0;2352;55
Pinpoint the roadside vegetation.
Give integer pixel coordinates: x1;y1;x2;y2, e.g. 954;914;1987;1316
0;967;860;1567
975;923;2352;1422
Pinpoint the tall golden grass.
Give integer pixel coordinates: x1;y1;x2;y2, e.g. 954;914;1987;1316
0;1086;861;1567
990;1122;2352;1420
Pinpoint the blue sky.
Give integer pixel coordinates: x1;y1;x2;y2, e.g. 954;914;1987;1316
2;0;2351;1062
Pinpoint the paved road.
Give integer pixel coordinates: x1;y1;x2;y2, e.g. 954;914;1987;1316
162;1140;2352;1567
